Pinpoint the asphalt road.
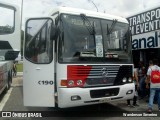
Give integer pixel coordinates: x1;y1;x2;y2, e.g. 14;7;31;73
0;74;159;120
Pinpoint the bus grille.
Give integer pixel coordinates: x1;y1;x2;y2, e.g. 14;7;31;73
67;65;133;87
85;65;120;87
85;65;132;87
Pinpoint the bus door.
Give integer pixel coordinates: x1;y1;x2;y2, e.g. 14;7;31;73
23;17;55;107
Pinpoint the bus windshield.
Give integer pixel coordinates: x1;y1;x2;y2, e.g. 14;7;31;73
58;14;132;63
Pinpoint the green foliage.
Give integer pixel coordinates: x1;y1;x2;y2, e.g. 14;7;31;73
16;63;23;72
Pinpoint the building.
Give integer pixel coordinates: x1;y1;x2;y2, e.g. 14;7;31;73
127;6;160;68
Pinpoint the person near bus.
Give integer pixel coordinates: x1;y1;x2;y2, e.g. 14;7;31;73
138;61;146;99
146;59;160;113
12;61;17;77
145;60;158;104
145;60;153;101
127;67;139;107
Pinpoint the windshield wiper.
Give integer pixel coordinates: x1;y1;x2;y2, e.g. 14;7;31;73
80;14;95;35
107;19;117;35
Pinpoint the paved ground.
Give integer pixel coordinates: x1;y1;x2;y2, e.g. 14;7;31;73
12;73;23;87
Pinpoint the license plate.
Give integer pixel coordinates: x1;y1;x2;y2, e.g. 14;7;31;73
99;98;111;103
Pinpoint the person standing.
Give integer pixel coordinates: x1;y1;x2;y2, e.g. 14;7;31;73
127;67;139;107
146;59;160;113
138;61;146;99
145;60;153;101
12;61;17;77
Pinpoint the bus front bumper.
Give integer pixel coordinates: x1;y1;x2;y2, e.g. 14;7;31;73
58;83;135;108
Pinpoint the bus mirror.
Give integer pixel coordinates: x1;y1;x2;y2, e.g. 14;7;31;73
50;25;57;40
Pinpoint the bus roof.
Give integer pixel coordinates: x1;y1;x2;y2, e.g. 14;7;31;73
49;7;128;24
0;1;18;10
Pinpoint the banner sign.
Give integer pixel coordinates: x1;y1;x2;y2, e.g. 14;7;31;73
132;31;160;49
127;7;160;49
127;7;160;36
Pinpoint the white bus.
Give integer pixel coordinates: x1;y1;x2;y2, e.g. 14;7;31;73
23;7;134;108
0;2;20;95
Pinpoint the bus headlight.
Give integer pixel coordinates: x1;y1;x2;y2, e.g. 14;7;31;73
68;80;74;86
77;80;83;85
122;77;127;83
128;77;132;83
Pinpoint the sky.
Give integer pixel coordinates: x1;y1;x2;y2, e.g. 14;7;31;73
0;0;160;27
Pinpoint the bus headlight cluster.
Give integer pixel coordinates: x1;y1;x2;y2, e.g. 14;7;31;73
68;80;83;86
122;77;132;83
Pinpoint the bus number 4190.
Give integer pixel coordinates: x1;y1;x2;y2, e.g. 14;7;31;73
38;80;54;85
